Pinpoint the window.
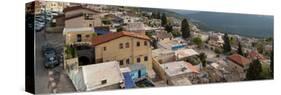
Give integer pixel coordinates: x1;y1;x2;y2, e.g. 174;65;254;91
119;60;124;65
77;34;82;42
103;47;106;51
136;41;140;47
126;42;129;48
126;59;130;64
144;41;147;46
119;43;123;49
85;35;90;38
101;80;107;84
137;57;141;63
144;56;148;61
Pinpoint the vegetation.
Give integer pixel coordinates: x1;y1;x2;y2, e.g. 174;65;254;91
65;45;77;59
152;39;158;49
246;59;262;80
192;37;203;48
198;53;207;67
181;19;191;39
214;48;223;54
164;24;173;33
161;13;168;26
185;56;201;65
92;32;97;37
171;31;181;37
237;41;244;56
223;33;231;53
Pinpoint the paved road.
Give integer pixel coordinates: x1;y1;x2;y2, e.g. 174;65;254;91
35;31;76;94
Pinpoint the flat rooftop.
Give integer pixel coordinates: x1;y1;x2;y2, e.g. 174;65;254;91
160;61;198;77
80;61;123;91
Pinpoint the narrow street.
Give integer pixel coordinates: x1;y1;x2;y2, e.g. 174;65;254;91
35;30;76;94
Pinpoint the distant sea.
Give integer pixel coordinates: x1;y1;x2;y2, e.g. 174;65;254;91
172;10;274;38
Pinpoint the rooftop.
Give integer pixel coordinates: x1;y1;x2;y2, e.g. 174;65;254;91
175;49;199;59
227;54;251;67
92;31;150;46
80;61;123;91
155;31;173;40
161;61;199;77
63;27;94;34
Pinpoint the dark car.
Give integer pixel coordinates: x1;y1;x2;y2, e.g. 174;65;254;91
42;46;59;68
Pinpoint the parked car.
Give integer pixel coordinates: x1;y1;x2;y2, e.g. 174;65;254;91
42;45;59;68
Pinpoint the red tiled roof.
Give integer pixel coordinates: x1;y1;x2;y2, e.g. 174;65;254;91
92;31;150;46
227;54;250;67
247;51;266;60
63;5;100;13
186;62;199;73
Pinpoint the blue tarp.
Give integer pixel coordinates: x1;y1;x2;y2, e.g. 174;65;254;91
123;72;135;88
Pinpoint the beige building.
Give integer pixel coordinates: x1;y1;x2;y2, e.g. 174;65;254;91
92;32;153;70
64;27;95;45
63;5;102;28
45;1;69;13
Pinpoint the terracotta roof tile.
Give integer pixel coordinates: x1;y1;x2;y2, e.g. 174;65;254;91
227;54;250;67
92;31;150;46
247;51;266;60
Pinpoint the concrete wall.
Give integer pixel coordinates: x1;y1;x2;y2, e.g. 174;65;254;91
65;31;93;45
152;58;166;80
94;36;152;70
65;16;95;28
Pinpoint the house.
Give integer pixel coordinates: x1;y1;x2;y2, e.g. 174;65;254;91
208;32;224;48
158;37;187;50
155;30;173;41
124;22;146;35
160;61;199;86
227;54;251;80
64;27;95;45
45;1;69;13
92;31;153;70
58;5;102;28
174;49;199;60
68;61;124;91
247;51;266;61
152;48;175;64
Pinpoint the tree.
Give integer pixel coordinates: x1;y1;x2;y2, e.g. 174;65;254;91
181;19;191;39
192;37;203;47
237;41;243;56
223;33;231;53
246;59;262;80
161;13;168;27
156;12;161;19
152;39;158;49
199;53;207;68
164;24;173;33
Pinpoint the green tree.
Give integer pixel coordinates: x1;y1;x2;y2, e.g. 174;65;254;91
199;53;207;68
181;19;191;39
192;37;203;47
164;24;173;33
161;13;168;27
223;33;231;53
152;39;158;49
156;12;161;19
237;41;243;56
246;59;262;80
